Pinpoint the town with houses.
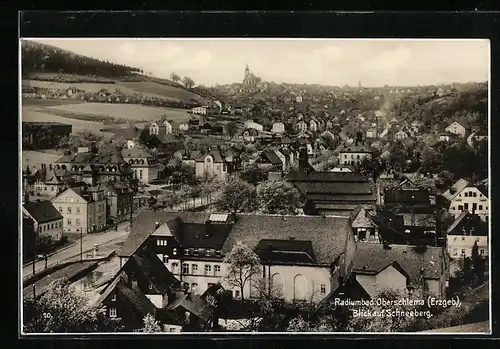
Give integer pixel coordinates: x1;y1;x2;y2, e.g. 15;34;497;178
20;39;489;334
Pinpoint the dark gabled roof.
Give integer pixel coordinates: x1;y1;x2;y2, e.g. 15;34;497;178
353;244;445;283
255;239;316;264
441;179;470;201
223;214;351;266
23;200;63;224
446;211;488;236
176;222;233;249
384;189;430;205
286;171;369;183
195;149;224;163
121;147;153;159
115;280;157;318
165;294;214;322
130;248;181;294
55;151;95;164
157;133;180;144
293;182;373;195
260;150;283;165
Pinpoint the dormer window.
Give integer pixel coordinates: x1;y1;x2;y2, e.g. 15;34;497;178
111;293;116;302
185;249;190;256
206;250;211;257
193;249;199;256
215;250;222;257
173;248;177;256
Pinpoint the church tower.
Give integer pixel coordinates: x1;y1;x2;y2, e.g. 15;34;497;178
244;64;250;79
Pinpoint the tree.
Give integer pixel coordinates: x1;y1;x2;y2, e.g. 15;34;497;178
170;72;181;83
140;313;162;333
239;163;270;186
188;185;202;208
216;176;258;214
23;278;119;333
256;180;303;215
164;192;182;211
356;157;386;182
225;121;238;139
182;76;195;88
223;242;262;303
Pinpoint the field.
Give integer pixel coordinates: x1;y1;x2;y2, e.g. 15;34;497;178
23;78;208;103
22;150;64;168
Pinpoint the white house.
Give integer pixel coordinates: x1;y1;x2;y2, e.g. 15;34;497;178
309;119;319;132
23;201;64;242
178;123;189;131
296;95;303;103
149;120;173;135
445;121;467;138
126;139;136;149
271;122;285;134
446;212;488;260
192;106;208;115
338;144;372;166
366;129;376;139
244;120;264;132
395;130;408;140
441;179;489;222
295;120;308;133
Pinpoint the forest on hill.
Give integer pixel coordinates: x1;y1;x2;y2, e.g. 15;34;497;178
21;40;142;78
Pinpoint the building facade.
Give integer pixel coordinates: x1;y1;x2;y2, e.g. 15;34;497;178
23;200;64;242
121;147;159;184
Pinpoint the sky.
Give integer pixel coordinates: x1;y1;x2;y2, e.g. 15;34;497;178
28;39;490;87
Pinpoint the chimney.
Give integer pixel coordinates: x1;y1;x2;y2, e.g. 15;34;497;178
205;220;212;237
298;145;309;170
155;221;160;229
49;164;52;170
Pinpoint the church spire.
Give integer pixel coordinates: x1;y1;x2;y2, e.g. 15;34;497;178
244;64;249;78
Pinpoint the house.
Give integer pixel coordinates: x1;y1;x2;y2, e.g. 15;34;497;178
338;143;372;166
121;147;159;184
175;150;202;167
350;206;379;244
445;121;468;138
271;122;285;134
440;179;489;222
101;181;134;224
382;179;433;212
296;95;303;103
240;128;259;142
23;200;64;242
51;186;107;234
410;120;423;135
394;130;408;140
286;147;377;216
22;122;72;149
192;106;208;115
149;120;173;136
438;132;457;142
55;147;134;184
194;146;238;180
179;124;189;132
117;211;357;303
295;120;308;133
309;118;320;132
446;212;488;260
399;212;437;239
95;246;214;332
256;150;283;172
467;132;488;147
353;244;448;298
366;128;376;139
244;120;264;132
31;164;74;198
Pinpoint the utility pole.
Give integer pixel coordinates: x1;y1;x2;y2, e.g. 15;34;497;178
80;227;83;262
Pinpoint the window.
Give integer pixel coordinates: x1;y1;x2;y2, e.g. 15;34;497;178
464;192;468;197
193;249;199;256
205;264;212;276
58;207;62;213
451;206;455;210
44;186;47;191
453;249;458;256
183;282;189;292
76;207;80;215
172;248;177;256
469;191;473;197
76;219;81;226
208;283;216;289
479;205;483;210
462;237;465;241
111;293;116;302
320;284;326;295
185;249;190;256
464;203;469;210
215;250;222;258
109;307;117;318
67;207;72;214
157;239;167;246
459;194;461;197
50;223;54;229
139;170;143;179
473;192;477;197
67;218;72;226
458;205;464;211
98;216;102;224
214;265;221;276
206;249;212;257
461;249;466;256
51;186;55;192
182;263;189;275
234;290;240;299
192;264;199;275
480;249;485;255
171;262;179;274
480;193;483;197
169;328;176;332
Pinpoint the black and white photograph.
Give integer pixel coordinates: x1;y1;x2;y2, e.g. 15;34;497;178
19;38;490;334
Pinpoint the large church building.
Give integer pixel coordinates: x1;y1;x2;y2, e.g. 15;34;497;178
241;64;260;90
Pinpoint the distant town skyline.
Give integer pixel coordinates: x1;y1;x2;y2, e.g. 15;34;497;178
27;39;490;87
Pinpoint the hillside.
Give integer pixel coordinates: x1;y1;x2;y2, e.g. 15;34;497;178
21;40;210;105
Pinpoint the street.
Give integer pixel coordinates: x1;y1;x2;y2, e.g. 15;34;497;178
22;224;130;279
